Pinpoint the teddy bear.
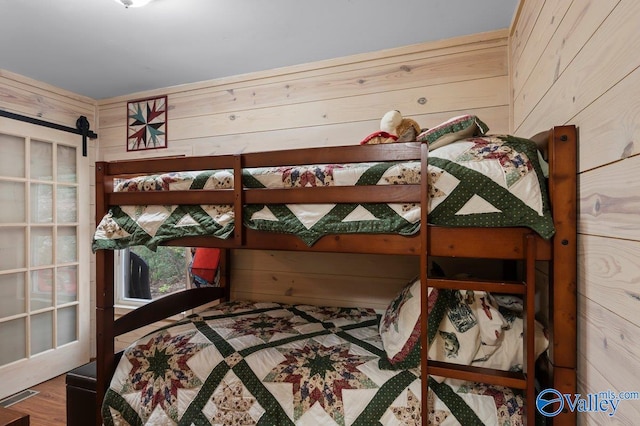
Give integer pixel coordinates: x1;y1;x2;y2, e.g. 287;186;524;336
360;110;422;145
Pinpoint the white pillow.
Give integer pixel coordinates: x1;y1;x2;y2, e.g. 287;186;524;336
417;115;489;149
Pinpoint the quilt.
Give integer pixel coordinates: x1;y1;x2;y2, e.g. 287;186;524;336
102;296;540;426
93;135;554;251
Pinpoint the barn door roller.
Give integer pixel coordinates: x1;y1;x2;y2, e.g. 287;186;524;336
0;110;97;157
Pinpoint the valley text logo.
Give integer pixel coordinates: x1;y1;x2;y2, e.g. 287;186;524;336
536;388;640;417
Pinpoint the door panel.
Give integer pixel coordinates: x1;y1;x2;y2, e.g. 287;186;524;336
0;117;90;399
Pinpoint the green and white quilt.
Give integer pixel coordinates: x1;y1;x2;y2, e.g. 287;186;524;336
102;299;531;425
92;135;554;251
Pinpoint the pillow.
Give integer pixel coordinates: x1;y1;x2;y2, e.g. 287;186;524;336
469;291;507;347
493;294;524;312
416;114;489;149
379;277;443;369
427;290;483;366
472;316;549;372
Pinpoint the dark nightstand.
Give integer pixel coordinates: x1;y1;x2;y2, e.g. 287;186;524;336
66;362;96;426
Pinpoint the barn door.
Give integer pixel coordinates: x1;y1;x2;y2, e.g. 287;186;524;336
0;117;90;399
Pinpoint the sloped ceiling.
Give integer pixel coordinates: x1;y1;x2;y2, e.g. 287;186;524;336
0;0;517;100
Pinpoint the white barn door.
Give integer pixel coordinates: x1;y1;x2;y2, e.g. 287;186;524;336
0;117;90;399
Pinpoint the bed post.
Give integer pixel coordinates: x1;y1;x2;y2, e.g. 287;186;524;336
547;125;578;425
219;248;232;301
94;250;114;425
232;154;244;246
95;162;115;425
419;143;430;424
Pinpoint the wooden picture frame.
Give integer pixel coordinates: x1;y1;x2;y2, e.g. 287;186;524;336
127;95;168;151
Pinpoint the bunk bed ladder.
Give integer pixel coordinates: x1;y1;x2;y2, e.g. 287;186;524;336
422;233;539;425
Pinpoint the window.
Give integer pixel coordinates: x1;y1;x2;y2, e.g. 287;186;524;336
115;246;191;306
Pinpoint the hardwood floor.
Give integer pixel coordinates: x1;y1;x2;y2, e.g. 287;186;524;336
6;375;66;426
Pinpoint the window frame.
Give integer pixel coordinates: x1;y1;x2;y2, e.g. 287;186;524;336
114;247;193;308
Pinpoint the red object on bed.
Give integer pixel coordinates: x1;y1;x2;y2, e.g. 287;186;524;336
190;247;220;285
359;130;397;144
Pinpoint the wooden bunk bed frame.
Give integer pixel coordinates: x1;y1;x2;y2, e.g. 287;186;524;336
93;125;577;425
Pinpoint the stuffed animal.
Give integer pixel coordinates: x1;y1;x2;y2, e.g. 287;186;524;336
360;110;422;145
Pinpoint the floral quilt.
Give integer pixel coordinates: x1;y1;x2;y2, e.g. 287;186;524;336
102;300;532;425
92;135;554;251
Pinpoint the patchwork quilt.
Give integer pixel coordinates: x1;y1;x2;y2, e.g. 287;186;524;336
92;135;554;251
102;297;540;425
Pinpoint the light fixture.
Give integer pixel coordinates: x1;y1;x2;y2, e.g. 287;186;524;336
114;0;154;8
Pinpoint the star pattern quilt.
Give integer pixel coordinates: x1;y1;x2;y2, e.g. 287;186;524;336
93;135;554;251
102;299;535;426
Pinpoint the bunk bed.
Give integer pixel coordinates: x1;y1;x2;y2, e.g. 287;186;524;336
91;123;577;425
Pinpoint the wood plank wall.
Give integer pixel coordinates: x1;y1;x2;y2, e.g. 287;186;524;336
95;29;511;349
0;69;99;362
510;1;640;424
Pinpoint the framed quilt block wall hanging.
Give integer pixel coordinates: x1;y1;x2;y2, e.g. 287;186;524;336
127;95;168;151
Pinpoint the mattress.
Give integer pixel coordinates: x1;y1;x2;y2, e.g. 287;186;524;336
93;135;554;251
102;292;547;425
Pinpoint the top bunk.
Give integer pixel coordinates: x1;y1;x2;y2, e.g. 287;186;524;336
93;120;577;261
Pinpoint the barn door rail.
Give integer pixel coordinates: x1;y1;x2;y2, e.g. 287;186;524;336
0;109;97;156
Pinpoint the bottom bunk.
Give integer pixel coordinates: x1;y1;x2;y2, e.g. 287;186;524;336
101;289;545;426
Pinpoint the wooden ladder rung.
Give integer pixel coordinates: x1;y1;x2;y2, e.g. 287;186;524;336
428;360;528;390
427;277;525;294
